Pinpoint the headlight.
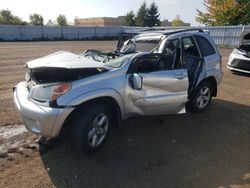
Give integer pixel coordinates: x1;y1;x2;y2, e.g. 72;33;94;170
31;83;71;102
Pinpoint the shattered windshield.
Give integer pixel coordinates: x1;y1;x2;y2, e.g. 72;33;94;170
119;38;161;54
119;33;163;53
105;54;134;68
135;39;160;52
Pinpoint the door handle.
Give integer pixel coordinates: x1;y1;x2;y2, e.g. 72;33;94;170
175;73;187;80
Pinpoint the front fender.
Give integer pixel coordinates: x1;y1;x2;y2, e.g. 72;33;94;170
65;88;125;118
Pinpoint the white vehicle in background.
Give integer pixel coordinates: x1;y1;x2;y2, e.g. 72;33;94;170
228;30;250;74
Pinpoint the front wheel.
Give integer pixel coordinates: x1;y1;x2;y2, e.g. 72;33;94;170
70;103;112;154
187;81;213;113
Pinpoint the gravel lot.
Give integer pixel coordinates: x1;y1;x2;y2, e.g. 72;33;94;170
0;41;249;188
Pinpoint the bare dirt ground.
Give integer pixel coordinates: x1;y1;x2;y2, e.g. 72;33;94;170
0;41;250;188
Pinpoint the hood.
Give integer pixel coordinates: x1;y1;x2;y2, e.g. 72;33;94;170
26;51;106;69
240;30;250;46
25;51;110;84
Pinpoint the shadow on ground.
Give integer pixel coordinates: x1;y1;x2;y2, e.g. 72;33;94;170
40;99;250;188
231;71;250;77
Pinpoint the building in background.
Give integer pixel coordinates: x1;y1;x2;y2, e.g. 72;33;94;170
161;19;191;27
74;16;125;27
46;20;74;26
179;22;191;27
161;19;172;26
74;16;190;27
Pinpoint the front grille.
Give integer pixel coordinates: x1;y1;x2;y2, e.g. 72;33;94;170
230;59;250;71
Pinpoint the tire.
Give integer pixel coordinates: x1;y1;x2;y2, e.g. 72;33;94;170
187;81;213;113
70;103;112;154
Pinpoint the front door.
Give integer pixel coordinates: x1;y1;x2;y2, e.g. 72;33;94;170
125;54;189;116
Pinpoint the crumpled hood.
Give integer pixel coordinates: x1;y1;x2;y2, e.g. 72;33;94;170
240;30;250;46
26;51;106;69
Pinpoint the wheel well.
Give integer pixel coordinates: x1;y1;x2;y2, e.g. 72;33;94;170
60;97;122;137
205;76;217;97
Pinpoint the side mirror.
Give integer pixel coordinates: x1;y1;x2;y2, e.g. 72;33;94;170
132;73;143;90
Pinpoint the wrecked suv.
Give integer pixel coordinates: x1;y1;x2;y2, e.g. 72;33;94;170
13;29;223;153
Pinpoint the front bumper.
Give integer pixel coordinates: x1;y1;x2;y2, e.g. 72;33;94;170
13;82;74;138
227;52;250;74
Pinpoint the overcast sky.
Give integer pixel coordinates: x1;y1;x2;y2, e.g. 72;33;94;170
0;0;206;26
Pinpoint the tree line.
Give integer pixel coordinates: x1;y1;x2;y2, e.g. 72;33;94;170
0;10;68;26
125;2;161;27
125;0;250;27
124;2;187;27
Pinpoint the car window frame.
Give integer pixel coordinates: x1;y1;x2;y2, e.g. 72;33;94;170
181;36;201;58
171;35;203;69
162;38;179;54
194;35;216;57
127;53;176;74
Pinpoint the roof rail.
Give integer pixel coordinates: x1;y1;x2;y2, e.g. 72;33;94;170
163;28;204;35
139;28;167;32
120;28;205;36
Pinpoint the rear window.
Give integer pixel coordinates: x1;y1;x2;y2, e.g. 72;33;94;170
194;35;216;57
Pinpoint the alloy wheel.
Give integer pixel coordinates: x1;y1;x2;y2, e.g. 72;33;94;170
88;113;109;148
196;86;211;109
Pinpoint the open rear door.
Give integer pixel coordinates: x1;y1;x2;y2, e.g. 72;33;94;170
183;55;205;97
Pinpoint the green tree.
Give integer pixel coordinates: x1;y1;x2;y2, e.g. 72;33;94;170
0;16;4;24
20;21;28;25
135;2;148;26
57;14;67;26
125;10;136;26
0;9;23;25
172;15;184;27
12;16;23;25
30;13;44;26
196;0;250;26
0;9;13;23
125;2;161;27
147;2;161;27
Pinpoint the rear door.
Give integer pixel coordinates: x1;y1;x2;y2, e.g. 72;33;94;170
181;36;205;96
194;35;221;72
125;53;189;116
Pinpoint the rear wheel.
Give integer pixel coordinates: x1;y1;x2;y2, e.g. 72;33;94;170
188;81;213;113
70;103;112;154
